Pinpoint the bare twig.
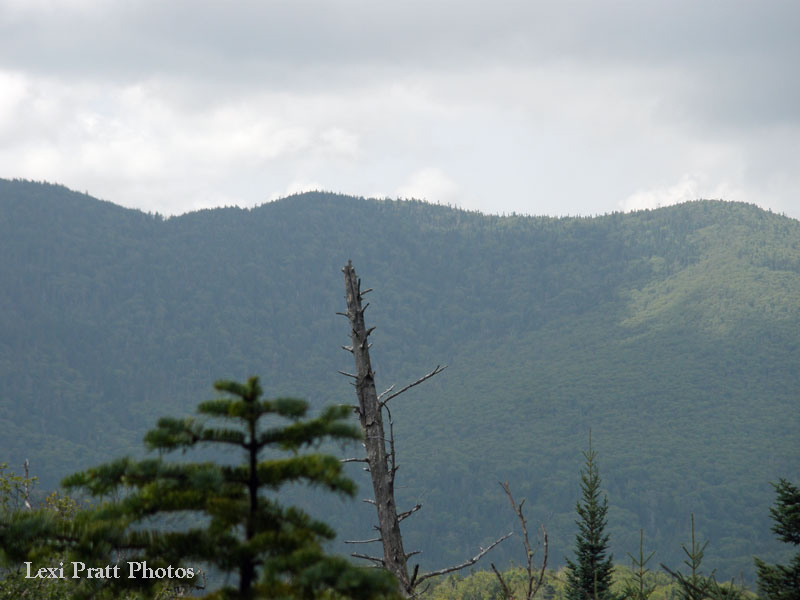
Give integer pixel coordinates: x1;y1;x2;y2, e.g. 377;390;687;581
380;365;448;407
377;384;396;401
495;482;549;600
352;553;385;566
387;405;397;481
345;537;382;544
23;459;32;510
492;563;513;599
533;526;549;599
415;532;513;585
398;503;422;522
409;564;420;589
412;583;432;599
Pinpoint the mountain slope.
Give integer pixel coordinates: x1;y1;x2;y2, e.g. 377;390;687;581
0;179;797;579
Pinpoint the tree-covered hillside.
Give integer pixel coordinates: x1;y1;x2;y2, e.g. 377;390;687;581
0;179;797;580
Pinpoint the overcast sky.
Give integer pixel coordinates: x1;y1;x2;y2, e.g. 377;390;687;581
1;0;798;218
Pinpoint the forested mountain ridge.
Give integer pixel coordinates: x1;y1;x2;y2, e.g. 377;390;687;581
0;178;798;580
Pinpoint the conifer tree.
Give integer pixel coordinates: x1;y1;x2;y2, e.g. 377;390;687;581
661;514;745;600
754;478;800;600
564;435;614;600
1;377;399;599
621;529;656;600
662;514;710;600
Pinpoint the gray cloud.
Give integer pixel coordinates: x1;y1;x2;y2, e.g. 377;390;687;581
0;0;798;218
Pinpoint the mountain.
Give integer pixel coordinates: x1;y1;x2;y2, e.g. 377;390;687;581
1;178;798;580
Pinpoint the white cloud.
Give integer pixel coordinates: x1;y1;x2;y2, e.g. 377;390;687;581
396;168;461;205
621;175;701;212
319;127;360;159
620;175;746;213
0;72;29;134
270;180;325;201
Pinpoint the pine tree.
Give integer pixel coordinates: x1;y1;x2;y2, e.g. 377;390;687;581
1;377;400;599
662;514;746;600
564;435;614;600
754;478;800;600
621;529;656;600
663;514;711;600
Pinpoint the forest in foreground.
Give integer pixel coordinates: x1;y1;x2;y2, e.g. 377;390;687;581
0;179;798;588
0;375;795;599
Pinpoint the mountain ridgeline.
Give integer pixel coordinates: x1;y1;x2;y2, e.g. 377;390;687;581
1;179;798;580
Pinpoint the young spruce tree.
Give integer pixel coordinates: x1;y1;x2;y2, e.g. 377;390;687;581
565;435;614;600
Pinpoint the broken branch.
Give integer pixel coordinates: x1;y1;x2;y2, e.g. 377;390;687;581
496;482;549;600
415;532;513;585
352;553;384;566
409;564;420;589
491;563;513;600
380;365;448;407
23;459;32;511
398;503;422;522
377;384;396;401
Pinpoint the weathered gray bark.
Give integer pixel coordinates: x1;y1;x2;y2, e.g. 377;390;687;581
340;261;510;597
341;261;412;593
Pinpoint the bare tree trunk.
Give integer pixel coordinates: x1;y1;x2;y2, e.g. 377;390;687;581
341;261;412;593
341;261;510;597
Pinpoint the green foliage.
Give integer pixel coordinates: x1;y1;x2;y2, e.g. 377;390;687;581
424;570;504;600
0;463;89;599
1;377;399;599
754;479;800;600
564;438;614;600
0;461;36;513
666;515;711;600
422;565;677;600
1;179;798;578
620;530;656;600
42;490;83;520
662;515;747;600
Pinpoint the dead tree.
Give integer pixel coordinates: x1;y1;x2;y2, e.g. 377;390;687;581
491;482;548;600
340;261;510;597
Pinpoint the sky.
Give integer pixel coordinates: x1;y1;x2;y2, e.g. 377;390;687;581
1;0;798;219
